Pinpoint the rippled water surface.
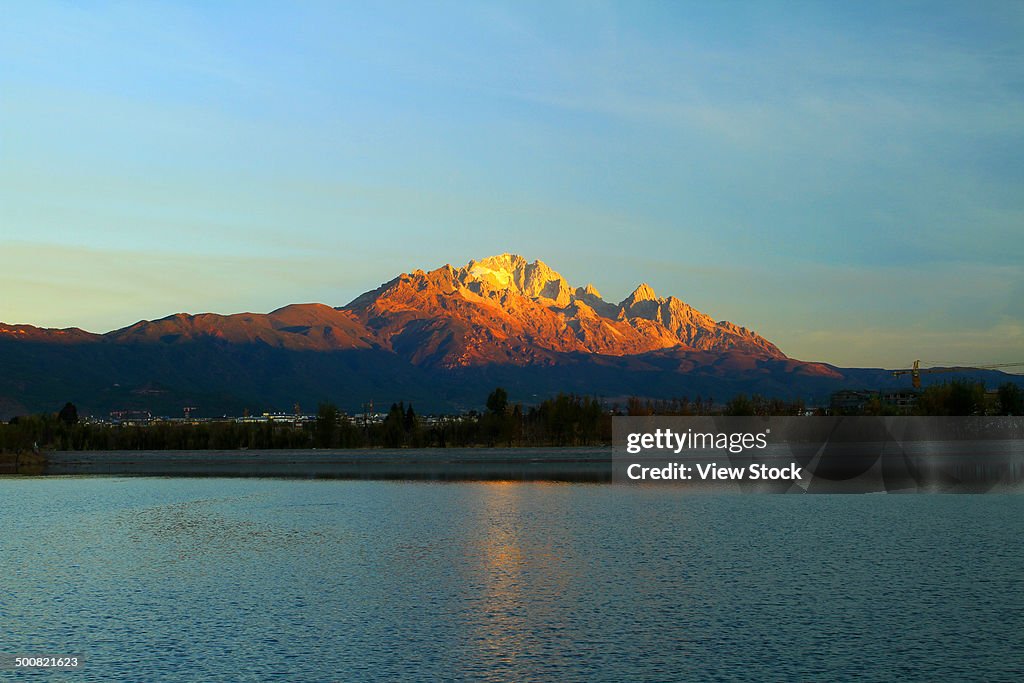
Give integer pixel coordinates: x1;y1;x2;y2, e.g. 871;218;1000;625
2;478;1023;681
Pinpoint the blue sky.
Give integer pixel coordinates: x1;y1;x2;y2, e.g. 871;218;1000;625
2;1;1022;368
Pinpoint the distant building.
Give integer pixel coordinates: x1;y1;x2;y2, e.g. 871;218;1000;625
829;389;919;415
880;389;918;413
830;390;878;414
109;409;153;425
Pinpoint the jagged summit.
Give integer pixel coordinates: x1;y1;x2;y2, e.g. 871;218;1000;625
462;253;573;306
466;253;521;288
2;252;866;417
8;254;783;372
341;254;784;367
621;283;658;306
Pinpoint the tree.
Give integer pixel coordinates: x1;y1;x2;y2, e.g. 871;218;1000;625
383;402;406;447
948;381;985;415
626;397;653;416
725;394;755;416
58;402;78;426
917;380;986;416
486;387;509;415
315;402;339;448
998;382;1023;415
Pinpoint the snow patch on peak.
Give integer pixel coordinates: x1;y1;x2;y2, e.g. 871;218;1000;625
463;254;572;306
466;254;528;289
468;262;513;288
472;253;525;273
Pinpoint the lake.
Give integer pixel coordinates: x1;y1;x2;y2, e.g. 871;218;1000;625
2;477;1022;681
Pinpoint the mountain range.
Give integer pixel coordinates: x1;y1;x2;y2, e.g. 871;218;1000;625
0;254;1016;418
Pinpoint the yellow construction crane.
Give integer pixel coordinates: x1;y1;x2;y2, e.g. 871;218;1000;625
892;360;1024;389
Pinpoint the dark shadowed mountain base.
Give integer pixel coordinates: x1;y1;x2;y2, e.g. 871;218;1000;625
2;337;1019;418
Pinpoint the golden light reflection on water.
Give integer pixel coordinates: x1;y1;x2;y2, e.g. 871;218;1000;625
460;481;579;672
472;482;529;667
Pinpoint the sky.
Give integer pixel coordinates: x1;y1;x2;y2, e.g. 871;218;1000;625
2;1;1022;369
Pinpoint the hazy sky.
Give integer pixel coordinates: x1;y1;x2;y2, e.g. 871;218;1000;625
2;1;1022;368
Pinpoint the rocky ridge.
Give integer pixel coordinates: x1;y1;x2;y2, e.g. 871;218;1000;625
343;253;784;367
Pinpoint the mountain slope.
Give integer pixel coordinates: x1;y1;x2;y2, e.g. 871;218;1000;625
5;253;1013;418
108;304;377;351
343;253;782;367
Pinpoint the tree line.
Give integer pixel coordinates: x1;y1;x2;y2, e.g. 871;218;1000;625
0;390;610;452
2;381;1021;453
830;381;1023;417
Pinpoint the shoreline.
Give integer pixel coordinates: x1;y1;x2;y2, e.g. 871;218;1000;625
3;443;1020;490
30;447;615;482
0;450;47;476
